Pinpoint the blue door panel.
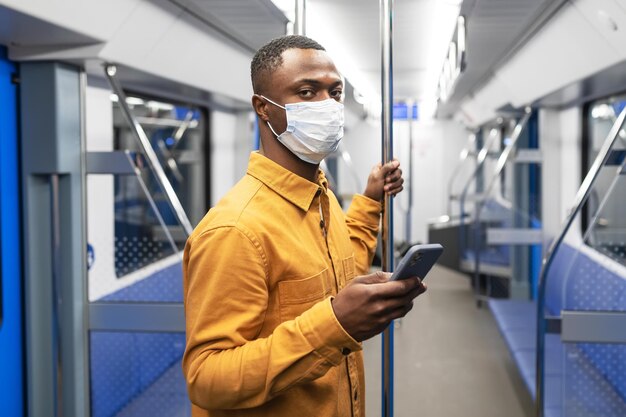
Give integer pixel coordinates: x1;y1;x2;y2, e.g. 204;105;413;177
0;45;24;417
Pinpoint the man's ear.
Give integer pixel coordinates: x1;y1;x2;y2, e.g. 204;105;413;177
252;95;270;122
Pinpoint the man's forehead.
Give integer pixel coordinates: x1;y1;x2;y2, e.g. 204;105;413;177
274;48;341;81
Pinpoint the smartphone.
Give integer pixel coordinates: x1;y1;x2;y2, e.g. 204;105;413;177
390;243;444;281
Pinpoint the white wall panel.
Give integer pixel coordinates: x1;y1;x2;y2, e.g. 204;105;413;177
457;97;480;127
0;0;139;41
100;3;253;103
337;114;379;202
497;3;617;108
84;84;116;300
458;95;496;128
473;73;516;116
574;0;626;59
210;111;238;205
539;107;583;249
99;1;182;66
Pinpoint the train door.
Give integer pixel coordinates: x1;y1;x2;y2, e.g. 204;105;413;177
0;46;24;416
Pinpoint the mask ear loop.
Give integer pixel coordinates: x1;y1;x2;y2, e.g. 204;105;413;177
258;95;286;110
266;121;280;138
256;94;286;138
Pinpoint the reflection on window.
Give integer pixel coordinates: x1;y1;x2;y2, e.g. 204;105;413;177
584;97;626;266
112;95;207;277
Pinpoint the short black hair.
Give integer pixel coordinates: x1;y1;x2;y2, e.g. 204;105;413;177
251;35;325;94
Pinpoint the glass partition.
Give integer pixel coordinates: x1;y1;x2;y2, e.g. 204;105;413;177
585;97;626;266
553;98;626;416
86;85;208;417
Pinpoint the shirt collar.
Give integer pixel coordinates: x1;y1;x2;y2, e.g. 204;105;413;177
247;152;327;212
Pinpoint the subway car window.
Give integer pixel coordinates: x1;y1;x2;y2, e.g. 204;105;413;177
584;97;626;266
87;93;207;303
112;97;205;272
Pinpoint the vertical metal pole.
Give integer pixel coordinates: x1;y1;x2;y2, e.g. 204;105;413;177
295;0;306;36
405;101;414;243
380;1;395;416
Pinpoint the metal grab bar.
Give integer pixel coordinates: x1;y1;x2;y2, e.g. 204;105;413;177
458;128;500;222
535;105;626;417
447;132;477;216
104;64;193;238
458;128;501;258
472;109;532;303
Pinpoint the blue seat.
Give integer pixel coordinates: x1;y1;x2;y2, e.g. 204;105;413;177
489;243;626;416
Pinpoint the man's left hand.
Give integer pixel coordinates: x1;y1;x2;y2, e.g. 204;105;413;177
363;159;404;201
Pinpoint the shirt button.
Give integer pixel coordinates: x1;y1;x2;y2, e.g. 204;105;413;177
341;347;351;355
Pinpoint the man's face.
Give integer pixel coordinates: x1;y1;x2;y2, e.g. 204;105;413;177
263;48;343;133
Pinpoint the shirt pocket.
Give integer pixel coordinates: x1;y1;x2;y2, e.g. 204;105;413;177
342;255;356;283
278;269;331;322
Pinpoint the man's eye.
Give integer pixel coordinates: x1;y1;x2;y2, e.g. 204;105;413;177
331;89;343;98
299;90;314;98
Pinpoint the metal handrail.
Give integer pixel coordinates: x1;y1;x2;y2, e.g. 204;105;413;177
458;128;501;258
535;105;626;417
104;64;193;238
472;109;532;302
405;101;414;243
447;132;477;216
458;128;500;222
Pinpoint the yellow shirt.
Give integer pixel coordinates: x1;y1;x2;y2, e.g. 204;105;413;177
183;152;381;417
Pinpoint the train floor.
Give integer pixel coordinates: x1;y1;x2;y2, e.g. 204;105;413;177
362;265;534;417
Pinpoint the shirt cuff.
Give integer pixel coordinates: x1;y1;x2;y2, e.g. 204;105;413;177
298;297;362;366
347;194;382;228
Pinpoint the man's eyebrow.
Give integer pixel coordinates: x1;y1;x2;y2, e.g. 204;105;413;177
292;78;343;86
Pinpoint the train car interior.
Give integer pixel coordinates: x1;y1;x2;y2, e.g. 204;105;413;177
1;1;626;417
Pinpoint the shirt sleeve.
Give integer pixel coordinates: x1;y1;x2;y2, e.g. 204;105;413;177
182;225;361;410
344;194;382;275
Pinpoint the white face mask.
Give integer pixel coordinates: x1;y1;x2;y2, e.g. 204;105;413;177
260;95;344;164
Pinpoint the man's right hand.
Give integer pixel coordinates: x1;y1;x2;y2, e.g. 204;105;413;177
331;271;426;342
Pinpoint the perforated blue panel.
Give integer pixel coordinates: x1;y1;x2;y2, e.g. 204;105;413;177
564;344;626;417
90;331;189;417
565;253;626;312
562;246;626;414
490;241;626;416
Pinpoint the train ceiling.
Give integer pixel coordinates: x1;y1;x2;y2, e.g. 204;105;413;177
176;0;560;114
0;0;564;115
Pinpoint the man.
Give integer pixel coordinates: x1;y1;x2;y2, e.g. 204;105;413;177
183;35;425;417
